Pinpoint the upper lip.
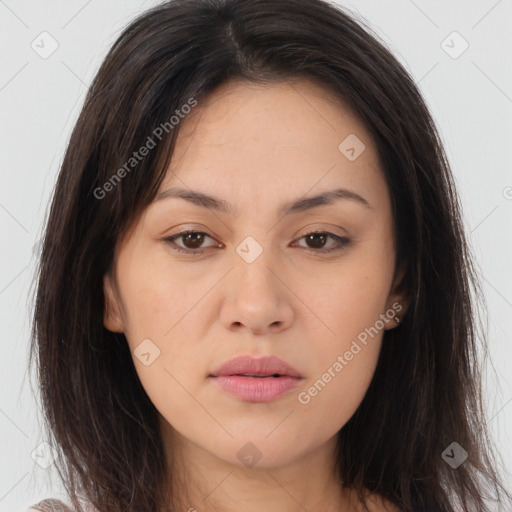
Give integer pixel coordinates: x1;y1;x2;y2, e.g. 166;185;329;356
210;355;303;378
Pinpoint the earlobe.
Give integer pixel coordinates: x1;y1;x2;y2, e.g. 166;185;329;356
103;273;125;333
390;294;409;327
385;265;410;330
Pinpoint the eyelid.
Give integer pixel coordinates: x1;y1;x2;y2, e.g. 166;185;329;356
163;228;352;255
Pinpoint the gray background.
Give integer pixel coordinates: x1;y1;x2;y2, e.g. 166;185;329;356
0;0;511;510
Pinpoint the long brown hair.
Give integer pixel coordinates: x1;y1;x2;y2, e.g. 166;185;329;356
30;0;511;510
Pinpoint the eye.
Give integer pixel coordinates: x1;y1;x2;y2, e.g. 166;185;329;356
163;230;221;254
292;231;352;253
163;230;351;255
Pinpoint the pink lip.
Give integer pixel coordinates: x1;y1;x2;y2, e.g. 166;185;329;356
209;355;304;403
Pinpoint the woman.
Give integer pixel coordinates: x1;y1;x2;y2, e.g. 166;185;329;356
27;0;511;511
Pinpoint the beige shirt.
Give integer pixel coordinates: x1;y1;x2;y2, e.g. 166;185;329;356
25;499;97;512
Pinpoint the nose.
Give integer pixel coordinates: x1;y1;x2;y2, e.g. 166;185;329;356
220;253;294;337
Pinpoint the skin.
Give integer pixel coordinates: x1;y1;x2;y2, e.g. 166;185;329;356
103;79;409;511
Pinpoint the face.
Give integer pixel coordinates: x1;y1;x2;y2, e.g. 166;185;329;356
103;79;407;471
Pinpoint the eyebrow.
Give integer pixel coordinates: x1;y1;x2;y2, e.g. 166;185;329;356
155;186;373;216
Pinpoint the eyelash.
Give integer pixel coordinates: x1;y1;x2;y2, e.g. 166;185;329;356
163;230;352;255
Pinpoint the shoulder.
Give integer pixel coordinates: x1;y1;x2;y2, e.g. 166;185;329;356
24;499;74;512
24;498;98;512
363;493;402;512
345;488;402;512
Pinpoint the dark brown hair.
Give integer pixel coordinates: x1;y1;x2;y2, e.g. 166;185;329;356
30;0;511;511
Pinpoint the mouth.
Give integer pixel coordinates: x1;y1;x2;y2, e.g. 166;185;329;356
209;354;303;379
227;373;285;378
210;374;303;402
209;355;304;403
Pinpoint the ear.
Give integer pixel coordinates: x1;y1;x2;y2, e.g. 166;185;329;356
103;273;125;333
384;263;410;330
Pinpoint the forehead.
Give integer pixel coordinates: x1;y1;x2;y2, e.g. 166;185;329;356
160;79;388;215
172;78;371;159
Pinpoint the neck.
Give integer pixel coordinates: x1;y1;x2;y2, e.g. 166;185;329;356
160;421;355;512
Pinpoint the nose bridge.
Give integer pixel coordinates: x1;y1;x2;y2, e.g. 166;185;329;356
220;233;294;334
233;233;279;301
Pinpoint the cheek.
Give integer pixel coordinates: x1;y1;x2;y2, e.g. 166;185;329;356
116;256;212;401
291;256;391;419
294;359;378;447
296;307;384;438
118;254;201;341
298;229;394;321
297;259;391;350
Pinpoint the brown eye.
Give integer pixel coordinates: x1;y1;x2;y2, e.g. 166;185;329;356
294;231;351;253
180;232;207;249
305;232;329;249
164;230;351;255
164;231;219;254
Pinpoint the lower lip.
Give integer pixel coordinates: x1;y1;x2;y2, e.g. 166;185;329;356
211;375;302;402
